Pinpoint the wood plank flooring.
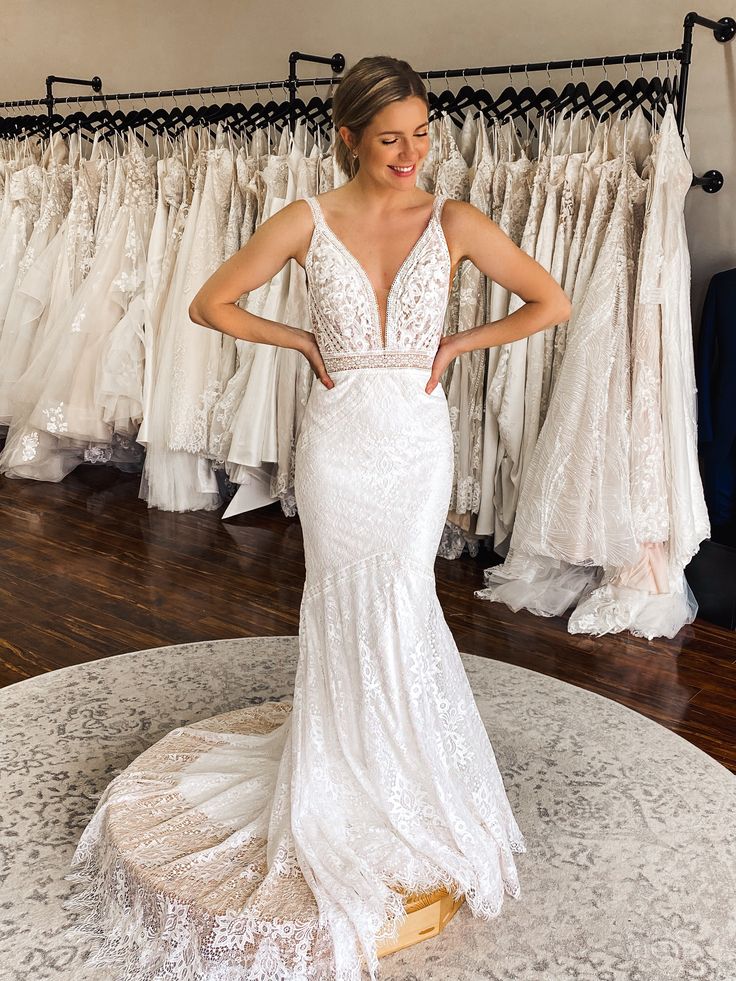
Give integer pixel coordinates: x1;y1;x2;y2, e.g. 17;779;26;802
1;464;734;772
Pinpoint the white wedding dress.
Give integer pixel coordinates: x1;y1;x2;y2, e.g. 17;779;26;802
567;106;709;638
66;191;527;980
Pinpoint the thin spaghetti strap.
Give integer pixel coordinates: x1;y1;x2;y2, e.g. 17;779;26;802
433;192;447;223
304;195;325;230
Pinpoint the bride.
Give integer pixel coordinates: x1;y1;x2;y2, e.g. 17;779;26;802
69;55;571;981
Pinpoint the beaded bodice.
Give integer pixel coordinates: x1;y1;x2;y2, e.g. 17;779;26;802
304;194;451;371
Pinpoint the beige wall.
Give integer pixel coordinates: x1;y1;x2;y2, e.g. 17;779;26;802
2;0;734;322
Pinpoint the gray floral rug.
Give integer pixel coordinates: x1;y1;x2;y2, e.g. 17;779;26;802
1;636;734;980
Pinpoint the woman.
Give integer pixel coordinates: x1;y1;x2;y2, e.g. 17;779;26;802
189;55;569;978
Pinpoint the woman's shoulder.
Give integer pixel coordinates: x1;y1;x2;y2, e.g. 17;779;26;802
265;197;315;227
256;199;316;263
434;199;497;268
309;187;353;217
440;197;489;228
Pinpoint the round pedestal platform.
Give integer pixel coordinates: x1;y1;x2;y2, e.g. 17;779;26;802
66;699;466;974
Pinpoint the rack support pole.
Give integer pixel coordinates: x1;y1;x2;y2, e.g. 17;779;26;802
44;74;102;132
287;51;345;132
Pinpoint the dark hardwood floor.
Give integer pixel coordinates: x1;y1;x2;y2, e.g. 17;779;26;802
1;465;734;772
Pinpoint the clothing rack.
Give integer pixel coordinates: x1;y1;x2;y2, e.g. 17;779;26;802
0;51;346;118
0;11;733;191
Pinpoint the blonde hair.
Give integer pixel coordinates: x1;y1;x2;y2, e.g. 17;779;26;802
331;56;428;179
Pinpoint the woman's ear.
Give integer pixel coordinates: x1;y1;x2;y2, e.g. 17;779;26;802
337;125;356;155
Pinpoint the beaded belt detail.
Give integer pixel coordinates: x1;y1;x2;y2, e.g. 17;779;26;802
322;350;435;372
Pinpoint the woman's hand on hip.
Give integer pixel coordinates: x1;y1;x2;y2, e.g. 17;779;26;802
301;333;334;389
426;335;461;394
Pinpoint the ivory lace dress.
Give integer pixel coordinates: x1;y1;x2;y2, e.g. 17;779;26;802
66;191;527;980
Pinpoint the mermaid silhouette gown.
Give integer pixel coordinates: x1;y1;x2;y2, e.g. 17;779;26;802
67;191;527;981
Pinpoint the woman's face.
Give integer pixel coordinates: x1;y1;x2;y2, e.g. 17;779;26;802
342;95;430;189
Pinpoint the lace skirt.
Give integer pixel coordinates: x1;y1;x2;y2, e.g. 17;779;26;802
65;366;526;981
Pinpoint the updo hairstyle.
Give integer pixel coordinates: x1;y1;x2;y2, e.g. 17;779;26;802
330;56;428;179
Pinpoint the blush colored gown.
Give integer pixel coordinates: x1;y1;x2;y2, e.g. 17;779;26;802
66;191;527;981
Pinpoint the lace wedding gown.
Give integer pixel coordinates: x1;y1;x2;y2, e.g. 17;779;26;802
67;191;527;980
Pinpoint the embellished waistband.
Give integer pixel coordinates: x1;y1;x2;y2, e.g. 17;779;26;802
322;350;435;372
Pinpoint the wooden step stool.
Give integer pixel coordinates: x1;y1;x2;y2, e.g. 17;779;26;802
376;884;465;958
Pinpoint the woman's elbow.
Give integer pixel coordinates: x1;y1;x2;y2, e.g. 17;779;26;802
188;297;211;328
552;288;572;324
557;294;573;322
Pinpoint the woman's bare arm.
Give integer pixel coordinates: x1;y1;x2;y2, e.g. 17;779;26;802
447;199;572;351
424;200;573;393
188;200;334;388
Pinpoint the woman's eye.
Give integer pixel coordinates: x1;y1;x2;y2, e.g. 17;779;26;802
381;133;428;145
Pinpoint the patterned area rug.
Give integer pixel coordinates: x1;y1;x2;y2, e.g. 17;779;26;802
1;636;734;980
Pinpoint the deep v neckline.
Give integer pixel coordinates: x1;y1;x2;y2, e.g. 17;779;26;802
311;195;439;348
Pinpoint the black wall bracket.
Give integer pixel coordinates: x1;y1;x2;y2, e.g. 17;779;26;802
44;74;102;120
287;52;345;132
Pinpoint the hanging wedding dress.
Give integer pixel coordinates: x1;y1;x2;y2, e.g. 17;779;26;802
225;126;297;477
483;135;535;548
489;146;548;552
0;135;155;480
544;136;587;413
206;136;265;470
136;141;185;448
447;116;493;521
66;190;526;980
140;132;223;511
516;135;568;502
212;125;304;516
568;105;709;638
477;112;651;617
0;136;71;423
548;122;607;393
531;107;594;429
208;185;267;515
270;137;321;513
475;119;522;540
0;152;44;328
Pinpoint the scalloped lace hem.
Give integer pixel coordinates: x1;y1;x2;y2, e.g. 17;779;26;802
64;835;526;981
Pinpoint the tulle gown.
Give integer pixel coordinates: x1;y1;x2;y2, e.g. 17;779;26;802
139;136;224;512
476;117;651;617
0;138;155;481
67;191;526;980
0;139;71;424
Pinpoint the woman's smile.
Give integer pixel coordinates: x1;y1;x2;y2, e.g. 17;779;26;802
388;163;416;177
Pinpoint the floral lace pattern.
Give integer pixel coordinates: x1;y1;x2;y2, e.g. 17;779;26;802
478;106;709;640
67;169;528;979
304;193;451;365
